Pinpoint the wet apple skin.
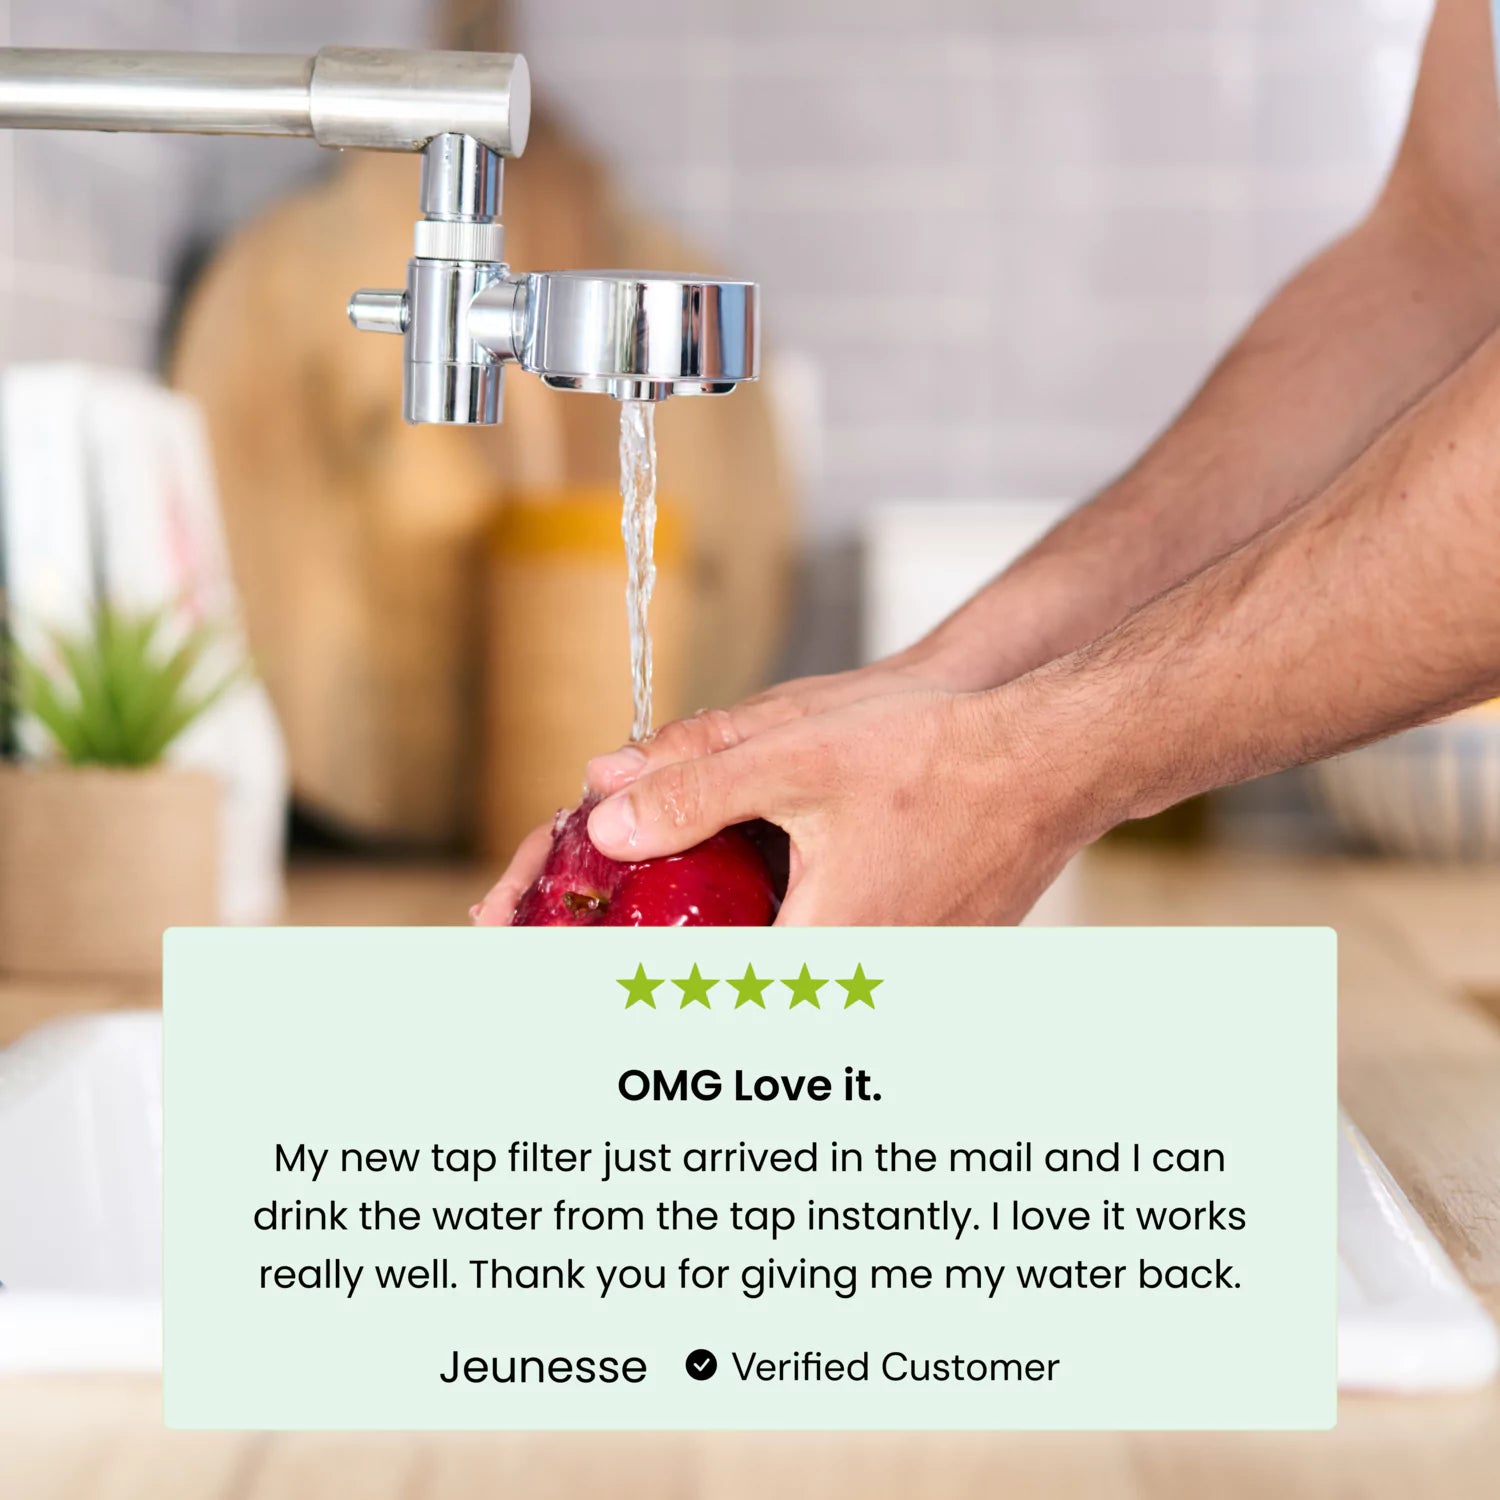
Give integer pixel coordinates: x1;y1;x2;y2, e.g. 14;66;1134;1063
513;796;778;927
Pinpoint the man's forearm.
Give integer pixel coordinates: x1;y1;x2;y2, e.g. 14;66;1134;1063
911;189;1500;693
1003;322;1500;845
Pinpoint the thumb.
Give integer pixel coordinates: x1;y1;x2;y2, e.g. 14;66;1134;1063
587;740;798;860
586;698;805;795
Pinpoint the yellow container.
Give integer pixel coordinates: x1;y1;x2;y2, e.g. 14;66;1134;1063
480;488;690;860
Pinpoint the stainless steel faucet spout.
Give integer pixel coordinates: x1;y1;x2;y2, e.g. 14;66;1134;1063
0;47;530;153
0;45;760;427
0;50;313;136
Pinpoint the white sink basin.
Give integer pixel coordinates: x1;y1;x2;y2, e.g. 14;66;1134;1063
0;1012;161;1371
1337;1114;1497;1390
0;1012;1493;1392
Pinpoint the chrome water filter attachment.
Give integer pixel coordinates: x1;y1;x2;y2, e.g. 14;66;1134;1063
349;127;761;422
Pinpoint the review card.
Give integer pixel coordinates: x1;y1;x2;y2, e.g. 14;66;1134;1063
163;927;1336;1431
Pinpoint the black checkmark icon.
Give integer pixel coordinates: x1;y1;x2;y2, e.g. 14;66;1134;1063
685;1347;717;1380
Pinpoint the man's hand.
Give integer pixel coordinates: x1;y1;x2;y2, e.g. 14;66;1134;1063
472;654;958;926
473;0;1500;929
471;819;558;927
584;652;952;798
473;685;1089;927
584;690;1083;926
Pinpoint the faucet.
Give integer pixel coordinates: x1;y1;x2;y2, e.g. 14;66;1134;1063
0;47;760;424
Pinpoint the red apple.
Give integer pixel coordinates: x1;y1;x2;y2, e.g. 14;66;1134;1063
512;794;778;927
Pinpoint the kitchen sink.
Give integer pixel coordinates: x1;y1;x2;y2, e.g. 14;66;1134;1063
0;1011;161;1371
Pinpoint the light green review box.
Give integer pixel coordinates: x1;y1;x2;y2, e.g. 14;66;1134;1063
164;927;1336;1431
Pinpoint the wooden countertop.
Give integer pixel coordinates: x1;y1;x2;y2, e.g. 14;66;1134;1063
5;846;1500;1499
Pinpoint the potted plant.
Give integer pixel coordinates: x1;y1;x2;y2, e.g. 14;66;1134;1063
0;606;241;978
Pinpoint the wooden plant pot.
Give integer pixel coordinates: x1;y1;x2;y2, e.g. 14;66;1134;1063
0;765;220;979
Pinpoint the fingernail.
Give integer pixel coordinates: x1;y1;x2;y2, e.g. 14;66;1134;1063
588;794;637;853
586;746;647;791
469;902;484;925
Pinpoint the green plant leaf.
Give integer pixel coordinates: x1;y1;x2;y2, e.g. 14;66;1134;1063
7;604;247;767
51;625;115;760
111;612;192;759
135;668;245;766
15;653;93;762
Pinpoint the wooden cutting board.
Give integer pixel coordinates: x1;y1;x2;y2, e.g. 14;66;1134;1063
168;6;792;846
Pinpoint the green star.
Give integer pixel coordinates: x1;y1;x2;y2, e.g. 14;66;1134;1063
837;963;882;1009
674;963;717;1009
618;964;663;1009
728;963;772;1009
784;964;827;1009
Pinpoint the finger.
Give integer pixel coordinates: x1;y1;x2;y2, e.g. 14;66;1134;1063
471;821;554;926
587;737;808;861
586;696;806;794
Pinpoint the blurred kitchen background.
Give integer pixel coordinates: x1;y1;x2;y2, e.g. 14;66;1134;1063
5;0;1498;990
0;0;1431;511
11;5;1500;1487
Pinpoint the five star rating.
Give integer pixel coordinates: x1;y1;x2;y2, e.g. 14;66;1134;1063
617;962;881;1010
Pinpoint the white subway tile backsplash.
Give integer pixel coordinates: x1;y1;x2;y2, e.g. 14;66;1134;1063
526;0;732;37
227;0;427;52
0;0;411;381
1252;48;1414;174
1251;0;1432;44
524;49;733;174
1;282;163;368
812;337;998;435
12;132;199;286
766;291;991;348
1082;56;1254;173
982;0;1243;37
730;0;980;35
727;41;993;173
0;0;1436;559
979;53;1117;180
1004;199;1236;307
12;2;183;47
728;198;999;302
